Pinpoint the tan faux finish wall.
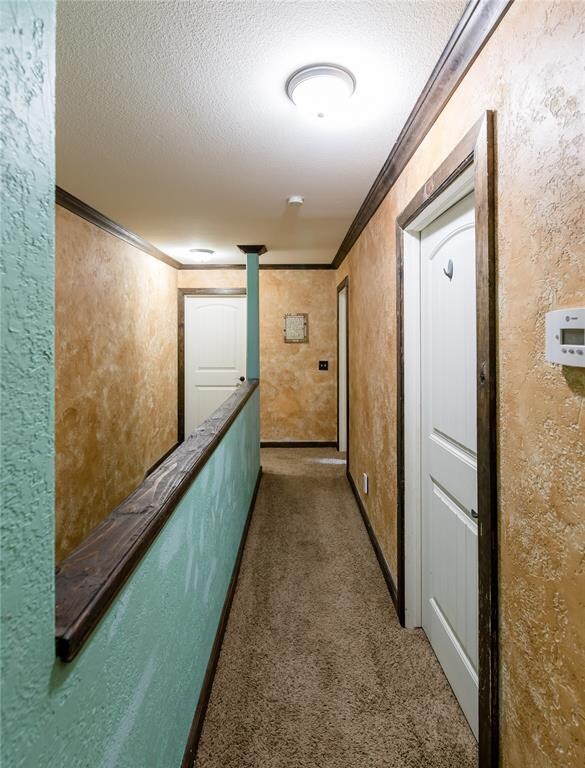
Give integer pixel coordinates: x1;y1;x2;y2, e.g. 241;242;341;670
177;269;245;289
56;206;178;562
337;1;585;765
179;269;338;443
259;270;337;442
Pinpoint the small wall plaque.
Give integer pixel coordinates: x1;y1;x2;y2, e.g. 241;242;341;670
284;313;308;343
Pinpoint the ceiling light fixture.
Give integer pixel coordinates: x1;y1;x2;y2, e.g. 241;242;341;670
189;248;215;255
286;63;356;119
287;195;304;206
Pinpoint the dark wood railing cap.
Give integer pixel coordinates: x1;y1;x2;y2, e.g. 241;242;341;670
55;379;259;662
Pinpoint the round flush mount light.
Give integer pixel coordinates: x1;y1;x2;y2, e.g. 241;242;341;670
287;195;304;206
189;248;215;255
286;63;356;119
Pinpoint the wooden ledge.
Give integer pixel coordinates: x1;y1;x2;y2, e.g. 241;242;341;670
55;379;259;662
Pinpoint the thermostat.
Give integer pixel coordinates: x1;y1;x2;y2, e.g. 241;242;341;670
545;307;585;366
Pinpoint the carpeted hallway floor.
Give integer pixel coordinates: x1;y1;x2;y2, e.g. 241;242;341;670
194;448;477;768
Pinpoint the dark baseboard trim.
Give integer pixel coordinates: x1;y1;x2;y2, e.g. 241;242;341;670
346;470;398;614
145;442;180;478
260;441;338;448
181;465;263;768
332;0;513;268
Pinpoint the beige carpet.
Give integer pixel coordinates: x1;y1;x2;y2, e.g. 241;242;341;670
194;448;477;768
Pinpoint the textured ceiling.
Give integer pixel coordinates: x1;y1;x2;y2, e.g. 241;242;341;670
56;0;467;265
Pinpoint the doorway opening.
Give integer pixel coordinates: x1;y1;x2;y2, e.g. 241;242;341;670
396;113;498;767
178;288;247;442
337;277;349;462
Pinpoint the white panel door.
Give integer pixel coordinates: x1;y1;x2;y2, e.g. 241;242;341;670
184;296;246;437
421;192;479;737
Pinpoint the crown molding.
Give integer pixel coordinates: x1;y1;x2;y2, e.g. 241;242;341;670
55;187;181;269
332;0;513;268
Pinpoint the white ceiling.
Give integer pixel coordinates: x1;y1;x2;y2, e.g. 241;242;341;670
56;0;467;265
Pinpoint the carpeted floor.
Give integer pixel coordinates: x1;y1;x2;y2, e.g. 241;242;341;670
194;448;477;768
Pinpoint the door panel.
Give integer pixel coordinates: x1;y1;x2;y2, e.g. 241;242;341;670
184;296;246;437
421;192;478;737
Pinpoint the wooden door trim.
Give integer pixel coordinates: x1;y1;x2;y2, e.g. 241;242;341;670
333;0;512;268
396;112;498;767
178;288;247;443
336;277;350;466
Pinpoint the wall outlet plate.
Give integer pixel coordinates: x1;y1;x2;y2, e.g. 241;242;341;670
363;473;369;495
318;360;329;370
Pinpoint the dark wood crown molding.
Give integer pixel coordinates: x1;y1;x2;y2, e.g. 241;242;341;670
177;263;334;270
332;0;513;269
237;244;268;255
55;187;181;269
178;263;247;270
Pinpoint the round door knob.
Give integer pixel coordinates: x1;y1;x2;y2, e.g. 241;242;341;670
239;376;245;382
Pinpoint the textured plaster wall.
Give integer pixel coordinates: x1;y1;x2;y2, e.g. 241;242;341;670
338;1;585;764
259;270;337;442
55;206;178;562
1;12;261;763
178;267;246;289
180;269;338;442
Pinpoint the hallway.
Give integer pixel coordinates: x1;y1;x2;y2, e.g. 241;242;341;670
194;448;477;768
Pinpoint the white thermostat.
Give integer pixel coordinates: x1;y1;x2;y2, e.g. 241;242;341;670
545;307;585;367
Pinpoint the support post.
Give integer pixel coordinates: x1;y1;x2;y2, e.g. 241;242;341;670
238;245;266;380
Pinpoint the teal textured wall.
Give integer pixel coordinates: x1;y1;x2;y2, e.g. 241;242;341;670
1;4;261;764
1;0;57;760
3;384;260;766
246;253;260;379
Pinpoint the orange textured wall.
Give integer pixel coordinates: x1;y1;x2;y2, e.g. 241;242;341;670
177;268;245;289
179;269;338;443
337;1;585;764
55;206;178;562
259;270;337;442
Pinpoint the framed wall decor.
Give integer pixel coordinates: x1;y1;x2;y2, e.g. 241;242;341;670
283;313;309;343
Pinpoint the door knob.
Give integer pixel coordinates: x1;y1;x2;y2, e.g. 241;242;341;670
239;376;245;382
471;509;478;519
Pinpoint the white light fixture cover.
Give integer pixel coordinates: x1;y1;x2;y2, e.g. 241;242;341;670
187;247;215;263
286;64;356;119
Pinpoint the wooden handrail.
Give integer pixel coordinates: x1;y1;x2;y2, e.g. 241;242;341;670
55;379;259;662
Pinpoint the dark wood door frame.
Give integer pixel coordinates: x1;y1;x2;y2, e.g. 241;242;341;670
336;277;350;467
178;287;247;443
396;112;498;767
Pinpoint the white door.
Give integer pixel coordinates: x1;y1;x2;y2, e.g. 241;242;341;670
184;295;246;437
421;192;478;736
338;285;348;453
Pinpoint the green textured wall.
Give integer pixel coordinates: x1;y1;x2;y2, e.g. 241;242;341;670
1;0;58;759
246;253;260;379
1;4;261;764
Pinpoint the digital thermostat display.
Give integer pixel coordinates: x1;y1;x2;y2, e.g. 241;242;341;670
561;328;584;346
545;307;585;367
